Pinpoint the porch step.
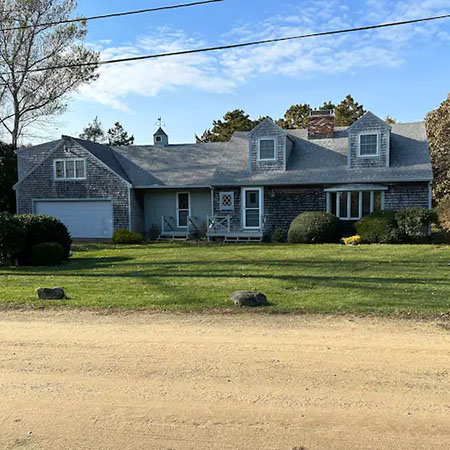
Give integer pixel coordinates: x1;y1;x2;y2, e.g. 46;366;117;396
224;236;263;243
157;235;188;242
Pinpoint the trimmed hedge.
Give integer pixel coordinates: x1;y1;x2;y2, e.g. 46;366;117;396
17;214;72;265
288;212;342;244
355;210;401;244
395;207;433;242
30;242;65;266
112;229;143;244
0;212;26;266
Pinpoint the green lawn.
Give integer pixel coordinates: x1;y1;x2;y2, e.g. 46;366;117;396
1;242;449;315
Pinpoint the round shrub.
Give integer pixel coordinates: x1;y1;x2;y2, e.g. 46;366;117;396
355;210;402;244
272;228;287;243
30;242;65;266
395;207;433;242
17;214;72;265
112;229;143;244
288;212;342;244
0;212;26;266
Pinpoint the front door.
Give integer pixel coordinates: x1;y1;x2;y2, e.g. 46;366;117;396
177;192;190;228
243;188;262;229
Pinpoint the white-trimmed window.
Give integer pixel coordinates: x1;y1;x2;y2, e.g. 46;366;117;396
327;191;384;221
155;136;162;142
358;133;380;157
242;187;263;229
220;192;234;211
54;159;86;180
258;138;277;161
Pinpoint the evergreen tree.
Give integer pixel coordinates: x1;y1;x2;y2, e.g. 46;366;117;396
276;104;312;129
334;95;366;126
107;122;134;146
79;117;105;143
197;109;259;142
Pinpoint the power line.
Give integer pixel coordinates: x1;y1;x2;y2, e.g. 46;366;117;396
1;12;450;77
0;0;224;32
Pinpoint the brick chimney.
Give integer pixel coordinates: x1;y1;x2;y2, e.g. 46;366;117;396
308;110;335;139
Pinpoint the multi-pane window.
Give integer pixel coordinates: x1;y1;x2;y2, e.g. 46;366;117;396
258;139;276;160
220;192;234;211
359;134;379;156
243;188;261;229
328;191;384;220
177;193;190;228
54;159;86;180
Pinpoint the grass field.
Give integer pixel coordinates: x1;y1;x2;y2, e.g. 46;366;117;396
0;242;449;315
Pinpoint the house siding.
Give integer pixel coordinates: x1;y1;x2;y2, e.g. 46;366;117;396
144;189;211;233
212;187;242;232
264;186;327;235
16;140;130;231
349;114;390;169
384;182;430;210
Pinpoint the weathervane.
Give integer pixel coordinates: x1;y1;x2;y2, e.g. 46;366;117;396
155;117;165;128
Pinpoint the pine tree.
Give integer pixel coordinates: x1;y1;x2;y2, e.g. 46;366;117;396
107;122;135;146
276;104;312;129
334;95;366;126
79;117;105;143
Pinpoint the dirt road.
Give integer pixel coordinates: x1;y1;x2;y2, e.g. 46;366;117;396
0;311;449;450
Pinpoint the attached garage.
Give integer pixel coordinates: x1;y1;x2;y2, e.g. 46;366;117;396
34;200;114;238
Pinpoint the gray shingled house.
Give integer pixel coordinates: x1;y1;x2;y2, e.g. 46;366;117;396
14;111;433;241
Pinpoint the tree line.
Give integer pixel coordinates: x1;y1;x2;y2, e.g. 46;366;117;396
196;95;392;143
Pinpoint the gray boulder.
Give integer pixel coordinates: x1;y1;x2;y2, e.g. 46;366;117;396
36;287;67;300
229;291;269;307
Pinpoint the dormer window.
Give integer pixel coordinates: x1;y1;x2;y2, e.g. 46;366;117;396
258;138;277;161
358;132;380;157
155;136;162;143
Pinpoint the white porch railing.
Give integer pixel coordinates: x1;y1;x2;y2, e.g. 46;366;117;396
161;216;199;235
207;215;231;234
161;216;176;234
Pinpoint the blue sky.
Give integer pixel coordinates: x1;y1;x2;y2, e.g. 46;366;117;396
38;0;450;144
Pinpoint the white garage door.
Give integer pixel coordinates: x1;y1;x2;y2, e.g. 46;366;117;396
34;200;114;238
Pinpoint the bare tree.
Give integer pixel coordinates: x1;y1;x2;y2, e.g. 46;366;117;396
0;0;99;148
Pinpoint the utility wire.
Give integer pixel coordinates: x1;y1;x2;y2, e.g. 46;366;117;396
1;12;450;77
0;0;224;32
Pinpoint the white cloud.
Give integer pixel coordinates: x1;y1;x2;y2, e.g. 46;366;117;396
79;1;450;110
79;29;235;110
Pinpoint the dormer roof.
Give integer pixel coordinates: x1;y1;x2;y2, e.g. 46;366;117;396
248;117;287;137
346;111;392;133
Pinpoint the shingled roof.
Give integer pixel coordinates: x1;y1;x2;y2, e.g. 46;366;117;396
19;121;432;187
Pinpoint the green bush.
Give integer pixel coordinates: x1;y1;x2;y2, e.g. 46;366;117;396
30;242;65;266
0;212;26;265
272;228;287;243
17;214;72;265
112;229;143;244
355;210;402;244
395;208;433;242
288;212;342;244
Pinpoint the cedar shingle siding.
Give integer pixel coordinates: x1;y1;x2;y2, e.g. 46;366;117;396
16;140;131;232
15;112;433;240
